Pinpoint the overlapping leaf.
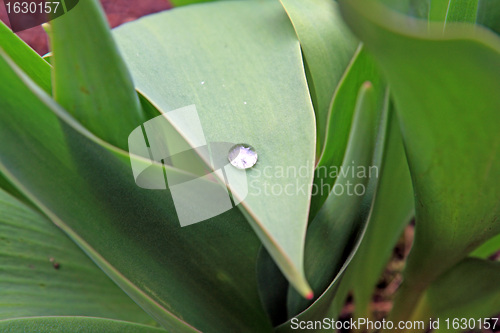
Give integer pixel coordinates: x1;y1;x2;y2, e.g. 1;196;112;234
0;188;158;326
0;22;51;206
335;110;414;320
0;22;51;93
477;0;500;34
419;258;500;332
276;82;390;330
279;0;358;154
310;47;386;218
49;0;145;149
0;47;272;332
471;234;500;258
113;0;316;298
339;0;500;322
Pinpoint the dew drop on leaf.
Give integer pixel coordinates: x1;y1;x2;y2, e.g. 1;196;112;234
228;144;258;169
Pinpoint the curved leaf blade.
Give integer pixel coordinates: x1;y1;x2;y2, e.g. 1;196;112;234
345;111;414;319
113;0;316;298
310;47;386;218
279;0;358;153
50;0;145;150
0;48;272;332
417;258;500;333
0;188;157;326
477;0;500;35
0;21;51;93
339;0;500;321
278;83;389;329
471;234;500;258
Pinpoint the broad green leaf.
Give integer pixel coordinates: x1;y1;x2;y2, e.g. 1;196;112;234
49;0;145;150
0;49;272;332
0;317;165;333
339;0;500;322
414;258;500;333
310;47;386;218
0;188;157;325
0;22;52;207
257;113;414;326
279;83;389;328
113;0;316;298
0;22;51;93
279;0;358;154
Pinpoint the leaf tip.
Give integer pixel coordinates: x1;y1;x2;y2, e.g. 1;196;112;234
362;80;373;89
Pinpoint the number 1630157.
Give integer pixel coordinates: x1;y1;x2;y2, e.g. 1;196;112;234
444;317;498;330
5;1;61;14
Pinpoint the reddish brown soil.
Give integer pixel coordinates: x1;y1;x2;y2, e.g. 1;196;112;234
0;0;171;55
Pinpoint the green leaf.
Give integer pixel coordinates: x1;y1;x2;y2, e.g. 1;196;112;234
428;0;450;22
305;107;414;324
0;171;35;211
0;22;52;208
278;82;389;328
279;0;358;154
113;0;316;298
310;47;386;218
256;248;289;326
0;21;51;93
429;0;479;26
444;0;479;24
259;107;415;324
477;0;500;35
470;233;500;259
0;48;272;332
415;258;500;333
319;124;412;330
49;0;145;150
341;108;414;319
0;188;157;325
339;0;500;321
0;317;165;333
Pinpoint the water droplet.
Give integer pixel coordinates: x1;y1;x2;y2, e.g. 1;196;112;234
228;144;258;169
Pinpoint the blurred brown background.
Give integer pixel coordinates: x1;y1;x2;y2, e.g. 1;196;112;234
0;0;172;55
